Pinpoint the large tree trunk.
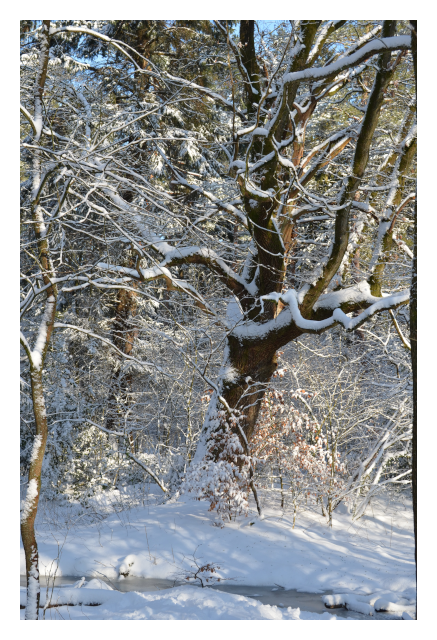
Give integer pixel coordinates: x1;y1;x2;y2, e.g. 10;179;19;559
193;323;302;464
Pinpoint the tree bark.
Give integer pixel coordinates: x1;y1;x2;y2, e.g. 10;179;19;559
409;19;417;575
21;20;53;619
106;270;138;441
193;341;277;463
21;369;49;618
194;319;304;464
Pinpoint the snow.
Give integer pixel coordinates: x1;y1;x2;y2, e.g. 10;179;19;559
97;261;170;282
96;260;214;312
25;553;40;620
323;594;374;615
374;598;409;612
369;219;392;272
133;218;174;256
248;151;276;174
314;281;376;312
230;309;293;342
343;596;374;616
394;235;414;259
339;25;381;61
20;479;39;524
20;585;115;608
301;125;356;169
29;434;43;464
322;590;417;618
351;200;376;214
31;295;56;370
323;593;344;607
20;494;415;614
19;584;339;620
332;290;409;331
244;286;410;341
237;125;258;137
251;127;269;137
231;290;334;342
221;365;239;383
230;160;246;170
244;181;272;200
283;36;410;85
226;298;243;325
102;245;251;298
19;479;417;620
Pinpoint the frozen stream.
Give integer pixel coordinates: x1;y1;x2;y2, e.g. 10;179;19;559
20;575;402;619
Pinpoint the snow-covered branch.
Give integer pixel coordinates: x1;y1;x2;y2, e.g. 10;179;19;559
251;286;410;341
283;36;410;86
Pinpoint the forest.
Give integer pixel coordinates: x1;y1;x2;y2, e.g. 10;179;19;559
20;19;417;621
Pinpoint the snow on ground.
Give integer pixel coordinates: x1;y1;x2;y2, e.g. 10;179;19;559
322;591;416;617
20;492;415;620
20;584;339;620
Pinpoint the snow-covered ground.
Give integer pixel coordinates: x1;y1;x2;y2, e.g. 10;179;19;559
20;491;416;620
20;583;339;620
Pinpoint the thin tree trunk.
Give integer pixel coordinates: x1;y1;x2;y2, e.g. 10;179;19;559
21;369;49;618
21;21;54;619
409;19;417;574
106;258;138;441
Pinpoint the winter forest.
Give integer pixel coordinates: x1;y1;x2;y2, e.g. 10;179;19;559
20;19;417;621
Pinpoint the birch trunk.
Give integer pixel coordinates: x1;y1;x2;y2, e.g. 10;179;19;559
20;368;49;618
20;20;53;619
